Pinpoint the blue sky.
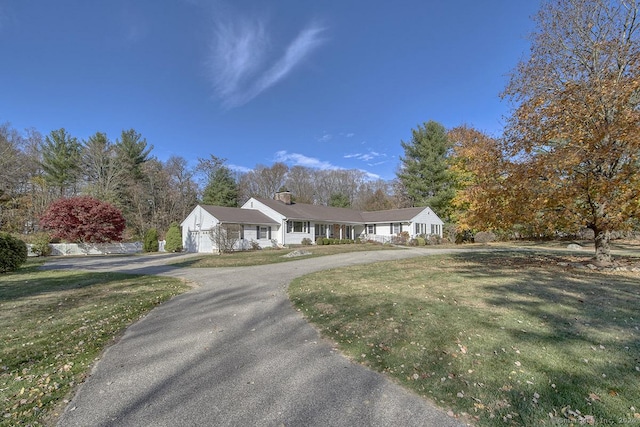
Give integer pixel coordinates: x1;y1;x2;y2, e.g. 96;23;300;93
0;1;540;180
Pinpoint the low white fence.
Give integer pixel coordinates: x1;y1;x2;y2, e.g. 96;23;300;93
28;242;143;257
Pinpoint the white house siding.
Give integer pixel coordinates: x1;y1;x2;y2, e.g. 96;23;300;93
181;206;219;253
409;207;444;238
181;205;279;252
247;224;279;248
241;198;286;245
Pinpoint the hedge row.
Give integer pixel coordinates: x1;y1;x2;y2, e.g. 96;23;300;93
315;237;359;245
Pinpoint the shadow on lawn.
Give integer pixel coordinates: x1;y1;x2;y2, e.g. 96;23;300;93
0;269;139;302
446;250;640;423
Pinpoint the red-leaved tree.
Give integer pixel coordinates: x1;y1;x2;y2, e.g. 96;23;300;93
40;196;126;243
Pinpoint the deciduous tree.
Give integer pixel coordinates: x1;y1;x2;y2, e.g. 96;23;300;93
82;132;122;202
448;126;514;232
360;188;393;211
503;0;640;262
209;224;243;253
40;196;126;243
240;163;289;200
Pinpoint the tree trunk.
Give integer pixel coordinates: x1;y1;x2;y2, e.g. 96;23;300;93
594;228;612;264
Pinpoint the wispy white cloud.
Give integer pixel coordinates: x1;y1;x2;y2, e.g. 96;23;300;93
208;11;326;108
274;150;340;170
344;151;385;162
317;132;332;143
274;150;382;180
228;163;253;173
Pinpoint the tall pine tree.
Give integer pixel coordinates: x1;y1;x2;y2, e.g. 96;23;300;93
198;155;238;207
41;128;81;196
397;121;454;219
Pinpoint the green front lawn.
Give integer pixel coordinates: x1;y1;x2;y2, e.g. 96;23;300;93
289;250;640;426
0;263;190;426
171;242;402;268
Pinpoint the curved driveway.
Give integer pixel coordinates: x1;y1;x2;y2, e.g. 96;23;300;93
47;249;468;427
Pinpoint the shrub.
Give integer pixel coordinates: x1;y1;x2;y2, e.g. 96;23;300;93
416;237;426;246
249;240;261;250
301;238;313;246
455;229;474;244
144;228;159;252
323;238;330;245
164;223;182;252
316;237;324;245
426;235;441;245
0;233;28;273
30;233;52;257
474;231;496;244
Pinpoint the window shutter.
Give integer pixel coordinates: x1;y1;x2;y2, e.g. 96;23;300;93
268;227;272;240
256;226;260;238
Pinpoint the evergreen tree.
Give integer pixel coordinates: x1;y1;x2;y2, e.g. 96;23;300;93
41;128;81;196
115;129;152;180
197;155;238;207
328;193;350;208
397;121;455;219
202;166;238;207
164;222;182;252
144;228;159;252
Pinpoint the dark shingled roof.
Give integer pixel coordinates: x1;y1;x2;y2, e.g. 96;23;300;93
201;205;278;225
361;207;427;223
254;198;427;223
254;198;364;223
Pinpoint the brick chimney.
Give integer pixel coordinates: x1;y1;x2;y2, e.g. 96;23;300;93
275;191;292;205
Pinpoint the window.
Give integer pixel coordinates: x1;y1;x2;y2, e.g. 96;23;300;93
392;223;401;234
315;224;326;236
259;226;270;239
367;224;376;234
287;221;308;233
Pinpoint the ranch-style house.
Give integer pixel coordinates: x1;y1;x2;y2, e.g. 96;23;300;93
181;191;444;253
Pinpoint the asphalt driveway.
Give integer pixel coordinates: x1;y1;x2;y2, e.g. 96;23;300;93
47;249;467;427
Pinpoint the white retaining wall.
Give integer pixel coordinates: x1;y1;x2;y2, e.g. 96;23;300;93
28;242;143;256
